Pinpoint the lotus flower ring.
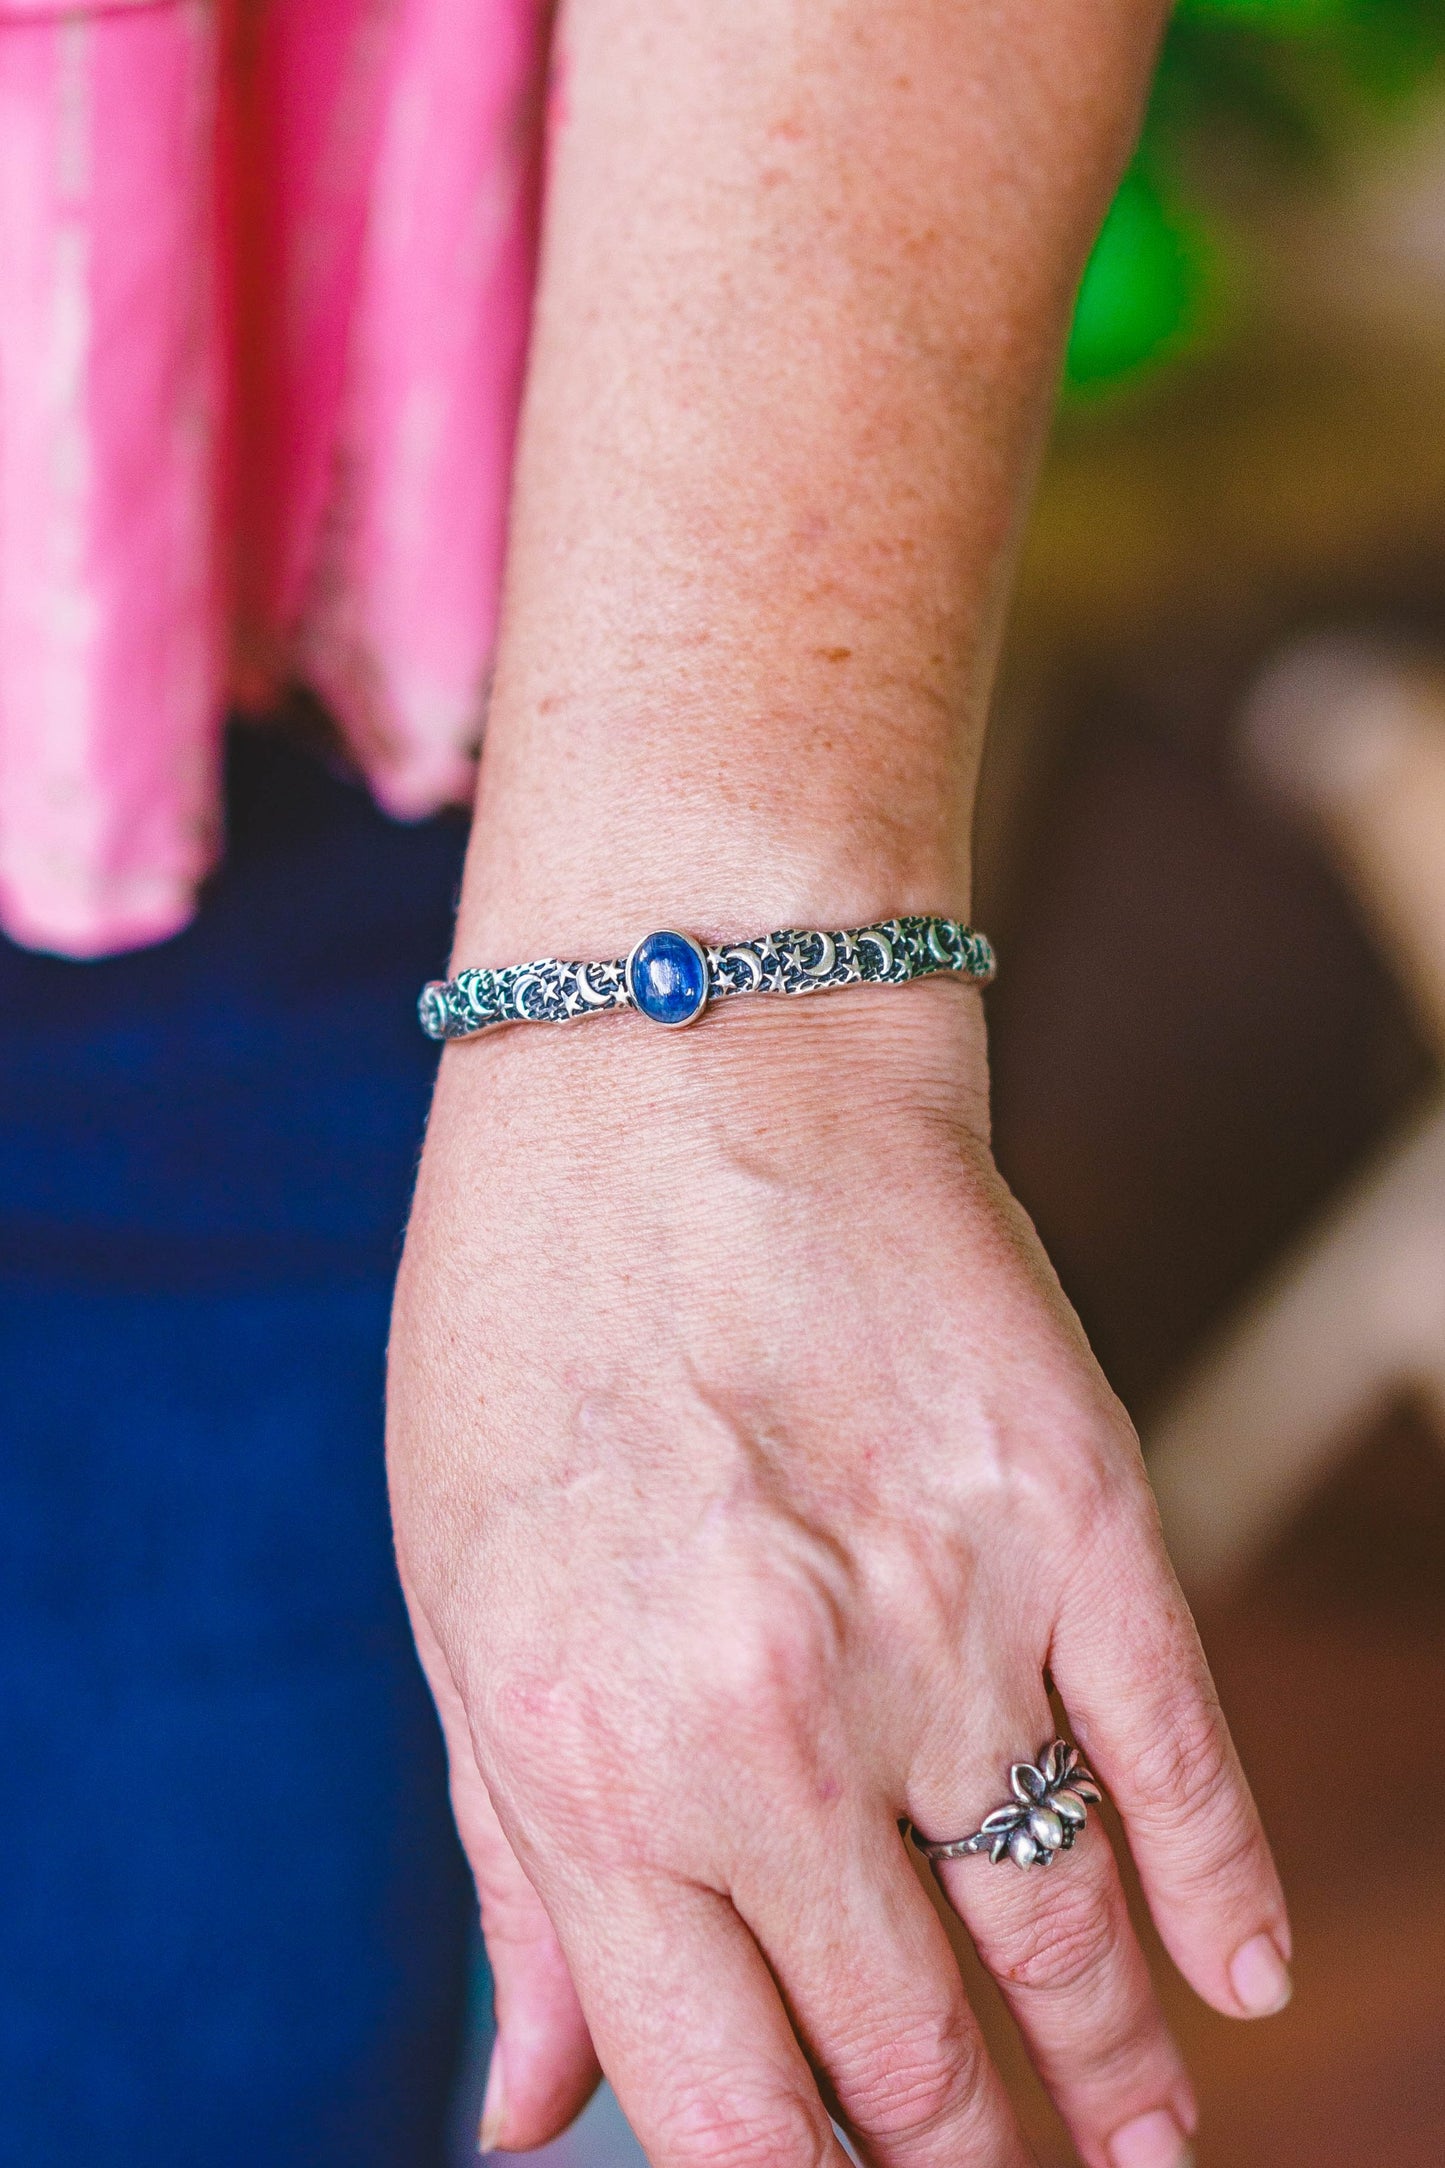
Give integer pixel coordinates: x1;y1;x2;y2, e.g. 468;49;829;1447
909;1740;1103;1870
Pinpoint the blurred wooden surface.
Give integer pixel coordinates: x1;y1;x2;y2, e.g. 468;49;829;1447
1148;649;1445;1588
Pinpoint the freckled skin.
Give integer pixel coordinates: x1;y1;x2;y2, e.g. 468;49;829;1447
388;7;1291;2168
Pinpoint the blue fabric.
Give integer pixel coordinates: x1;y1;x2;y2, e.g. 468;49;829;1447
0;732;475;2166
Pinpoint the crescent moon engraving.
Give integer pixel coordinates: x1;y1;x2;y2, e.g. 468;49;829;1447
859;928;894;977
509;970;543;1020
720;945;763;991
573;962;614;1007
804;932;836;978
927;921;955;965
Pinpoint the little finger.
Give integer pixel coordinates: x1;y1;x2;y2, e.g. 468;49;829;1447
405;1598;601;2148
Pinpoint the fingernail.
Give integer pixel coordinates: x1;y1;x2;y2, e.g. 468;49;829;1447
1229;1929;1293;2016
1108;2107;1193;2168
478;2039;506;2153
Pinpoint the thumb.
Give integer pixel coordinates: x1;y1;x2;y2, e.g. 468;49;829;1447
409;1598;602;2149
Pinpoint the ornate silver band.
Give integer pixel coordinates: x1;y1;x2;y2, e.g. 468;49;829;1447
909;1741;1102;1871
418;916;995;1042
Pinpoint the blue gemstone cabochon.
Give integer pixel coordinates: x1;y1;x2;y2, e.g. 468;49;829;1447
627;930;710;1026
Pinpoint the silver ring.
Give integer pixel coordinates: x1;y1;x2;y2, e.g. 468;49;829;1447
910;1740;1102;1870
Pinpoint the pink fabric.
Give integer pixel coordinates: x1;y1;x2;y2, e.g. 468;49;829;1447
0;0;546;957
0;3;224;955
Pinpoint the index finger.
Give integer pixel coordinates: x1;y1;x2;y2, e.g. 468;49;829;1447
1049;1489;1293;2024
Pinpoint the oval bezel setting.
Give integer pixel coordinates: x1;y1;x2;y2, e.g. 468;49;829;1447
625;929;711;1028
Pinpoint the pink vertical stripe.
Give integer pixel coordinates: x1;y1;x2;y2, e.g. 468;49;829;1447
297;0;545;815
0;1;223;955
229;0;397;695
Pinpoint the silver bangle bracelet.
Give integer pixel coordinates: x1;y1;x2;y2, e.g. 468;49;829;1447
418;916;995;1042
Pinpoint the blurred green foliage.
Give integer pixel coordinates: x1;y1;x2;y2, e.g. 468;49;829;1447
1063;0;1445;392
1066;166;1213;386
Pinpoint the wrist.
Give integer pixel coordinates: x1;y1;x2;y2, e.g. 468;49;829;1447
429;971;992;1153
451;849;972;975
451;684;973;966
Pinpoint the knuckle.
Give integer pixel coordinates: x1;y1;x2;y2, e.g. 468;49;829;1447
987;1873;1123;1997
704;1584;842;1732
489;1661;582;1758
1045;1420;1149;1552
1135;1693;1235;1832
486;1674;594;1802
1132;1701;1268;1896
1049;1445;1121;1542
656;2085;832;2168
481;1669;660;1866
835;2002;984;2140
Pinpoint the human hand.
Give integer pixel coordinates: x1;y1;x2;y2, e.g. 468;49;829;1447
388;983;1291;2168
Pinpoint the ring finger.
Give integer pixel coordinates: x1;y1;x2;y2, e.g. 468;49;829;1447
912;1718;1197;2168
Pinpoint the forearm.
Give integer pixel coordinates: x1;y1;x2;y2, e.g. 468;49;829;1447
396;22;1293;2155
456;0;1166;964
